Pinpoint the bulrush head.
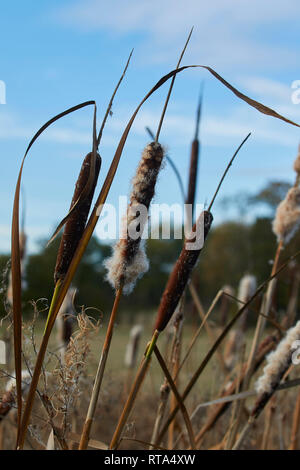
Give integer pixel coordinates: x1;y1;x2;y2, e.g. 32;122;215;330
237;274;257;305
54;152;101;284
124;325;143;369
272;187;300;245
154;210;213;332
105;142;165;294
252;320;300;418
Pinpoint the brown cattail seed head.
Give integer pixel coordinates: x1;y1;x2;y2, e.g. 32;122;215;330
272;187;300;245
154;210;213;332
186;139;199;208
54;152;101;283
105;142;164;294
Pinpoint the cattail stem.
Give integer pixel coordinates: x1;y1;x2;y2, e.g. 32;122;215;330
261;397;276;449
109;330;160;450
232;417;255;450
79;285;123;450
244;240;283;387
289;389;300;449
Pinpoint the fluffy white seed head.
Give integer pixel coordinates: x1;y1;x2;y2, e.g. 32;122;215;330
255;320;300;395
6;370;31;394
104;142;164;294
104;242;149;295
237;274;257;304
272;187;300;245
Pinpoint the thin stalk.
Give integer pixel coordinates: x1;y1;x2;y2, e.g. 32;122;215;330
189;283;227;373
109;330;160;450
79;285;123;449
155;27;193;143
289;389;300;449
244;240;283;389
155;252;299;447
154;346;196;450
261;397;276;450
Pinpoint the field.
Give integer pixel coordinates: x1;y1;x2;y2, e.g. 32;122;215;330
1;22;300;453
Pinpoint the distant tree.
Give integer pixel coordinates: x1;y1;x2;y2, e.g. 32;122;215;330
249;181;291;215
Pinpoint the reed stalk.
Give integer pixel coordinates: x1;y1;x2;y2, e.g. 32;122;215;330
78;285;123;449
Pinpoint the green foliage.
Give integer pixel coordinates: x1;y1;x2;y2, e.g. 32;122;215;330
1;179;300;321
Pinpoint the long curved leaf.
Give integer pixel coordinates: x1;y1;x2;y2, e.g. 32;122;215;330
11;100;96;444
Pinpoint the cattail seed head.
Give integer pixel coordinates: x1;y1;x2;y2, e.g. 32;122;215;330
56;287;76;357
54;152;101;284
105;142;164;294
186;139;199;209
255;320;300;397
154;210;213;332
124;325;143;368
237;274;256;305
272;187;300;245
1;370;31;421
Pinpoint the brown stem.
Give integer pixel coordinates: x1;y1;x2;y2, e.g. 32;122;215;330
79;286;123;450
109;330;159;450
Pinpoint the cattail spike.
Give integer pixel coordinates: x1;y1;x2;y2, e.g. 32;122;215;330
194;82;204;141
54;152;101;283
272;187;300;245
105;143;164;294
124;325;143;369
154;210;213;332
252;320;300;418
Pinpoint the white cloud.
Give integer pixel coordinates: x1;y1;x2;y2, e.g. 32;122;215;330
54;0;300;69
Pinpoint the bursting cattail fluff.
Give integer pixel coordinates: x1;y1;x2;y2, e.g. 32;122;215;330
272;187;300;245
124;325;143;369
255;320;300;396
54;152;101;284
0;370;31;422
105;142;164;294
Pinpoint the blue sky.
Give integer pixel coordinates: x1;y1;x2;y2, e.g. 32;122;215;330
1;0;300;253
